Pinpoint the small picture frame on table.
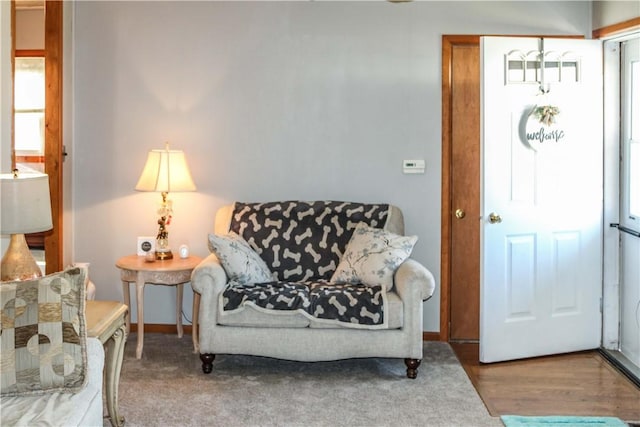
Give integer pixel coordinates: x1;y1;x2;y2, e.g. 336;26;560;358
137;236;155;256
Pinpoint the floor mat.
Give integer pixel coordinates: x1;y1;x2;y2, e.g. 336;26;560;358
501;416;629;427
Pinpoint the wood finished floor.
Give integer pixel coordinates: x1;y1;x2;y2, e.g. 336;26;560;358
451;343;640;422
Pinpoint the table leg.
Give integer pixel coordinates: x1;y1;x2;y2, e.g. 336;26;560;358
192;291;200;353
135;277;145;359
176;283;183;338
122;281;131;335
104;323;127;427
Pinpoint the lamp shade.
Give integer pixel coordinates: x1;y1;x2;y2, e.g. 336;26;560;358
0;173;53;234
135;147;196;193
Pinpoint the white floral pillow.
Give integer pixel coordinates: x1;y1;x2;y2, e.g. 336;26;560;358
208;232;273;285
330;222;417;291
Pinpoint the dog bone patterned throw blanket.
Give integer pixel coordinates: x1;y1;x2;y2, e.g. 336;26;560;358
221;280;388;329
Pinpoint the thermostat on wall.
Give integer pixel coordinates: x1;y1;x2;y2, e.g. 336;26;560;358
403;159;425;174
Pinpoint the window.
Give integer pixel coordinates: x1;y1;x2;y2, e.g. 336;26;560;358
505;49;580;85
14;56;45;171
622;38;640;230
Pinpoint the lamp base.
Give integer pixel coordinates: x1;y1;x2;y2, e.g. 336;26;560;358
155;249;173;261
1;234;43;282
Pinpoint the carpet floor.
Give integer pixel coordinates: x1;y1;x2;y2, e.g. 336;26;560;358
112;333;500;427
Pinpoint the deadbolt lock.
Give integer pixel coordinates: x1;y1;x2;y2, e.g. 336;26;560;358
455;209;466;219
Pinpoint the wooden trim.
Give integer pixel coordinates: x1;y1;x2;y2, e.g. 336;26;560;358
129;323;193;335
441;36;452;344
423;332;441;341
441;35;480;343
11;1;16;172
44;0;63;273
25;232;45;249
16;155;45;163
15;49;45;57
465;34;583;40
593;17;640;39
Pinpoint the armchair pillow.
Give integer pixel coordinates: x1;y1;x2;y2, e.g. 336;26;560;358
208;232;273;285
0;267;88;397
330;222;417;291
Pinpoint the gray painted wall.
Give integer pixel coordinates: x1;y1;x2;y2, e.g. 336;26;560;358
70;1;593;332
593;0;640;29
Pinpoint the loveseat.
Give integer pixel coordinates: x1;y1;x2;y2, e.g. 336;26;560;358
191;201;436;378
0;268;105;426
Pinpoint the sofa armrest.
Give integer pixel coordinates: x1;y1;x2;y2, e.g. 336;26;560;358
0;338;105;427
394;258;436;302
191;254;227;323
191;253;227;296
190;254;228;351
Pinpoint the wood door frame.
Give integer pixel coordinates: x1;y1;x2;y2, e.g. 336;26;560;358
43;0;63;274
592;17;640;40
440;35;481;342
440;34;584;342
594;17;640;383
10;1;16;171
11;1;63;273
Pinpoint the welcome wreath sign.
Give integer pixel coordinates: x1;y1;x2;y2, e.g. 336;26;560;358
524;104;565;150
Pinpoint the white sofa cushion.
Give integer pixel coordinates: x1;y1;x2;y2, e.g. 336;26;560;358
218;303;310;328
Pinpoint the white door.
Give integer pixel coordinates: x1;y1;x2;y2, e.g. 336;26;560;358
480;37;604;363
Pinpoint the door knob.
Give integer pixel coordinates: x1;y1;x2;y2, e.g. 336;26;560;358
455;209;466;219
488;212;502;224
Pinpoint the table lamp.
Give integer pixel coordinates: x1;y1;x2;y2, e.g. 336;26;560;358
135;142;196;260
1;171;53;281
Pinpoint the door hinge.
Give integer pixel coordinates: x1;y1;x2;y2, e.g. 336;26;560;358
63;145;68;162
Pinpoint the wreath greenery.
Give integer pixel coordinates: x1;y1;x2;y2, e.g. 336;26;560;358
533;105;560;126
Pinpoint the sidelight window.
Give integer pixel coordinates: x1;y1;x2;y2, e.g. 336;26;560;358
14;56;45;172
622;39;640;230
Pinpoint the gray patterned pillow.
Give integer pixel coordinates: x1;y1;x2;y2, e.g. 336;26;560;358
208;232;273;285
330;222;417;291
0;267;88;397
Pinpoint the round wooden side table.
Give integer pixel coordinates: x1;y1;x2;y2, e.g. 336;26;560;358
116;255;202;359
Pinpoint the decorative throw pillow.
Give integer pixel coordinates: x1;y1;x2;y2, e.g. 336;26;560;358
208;232;273;285
0;267;88;397
330;222;417;291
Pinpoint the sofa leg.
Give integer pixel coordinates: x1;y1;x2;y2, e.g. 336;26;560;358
404;358;421;379
200;353;215;374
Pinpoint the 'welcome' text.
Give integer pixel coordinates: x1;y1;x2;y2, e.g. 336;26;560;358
526;127;565;144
